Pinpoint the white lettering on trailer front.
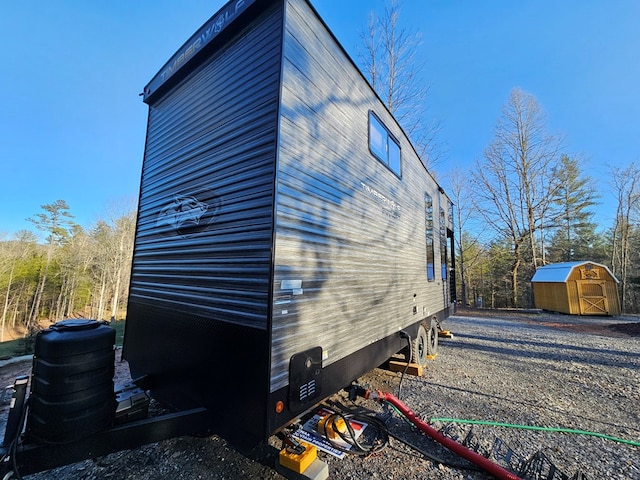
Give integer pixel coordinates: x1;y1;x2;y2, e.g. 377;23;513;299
160;1;248;82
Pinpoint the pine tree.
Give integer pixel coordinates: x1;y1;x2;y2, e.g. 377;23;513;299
546;155;599;263
26;200;75;328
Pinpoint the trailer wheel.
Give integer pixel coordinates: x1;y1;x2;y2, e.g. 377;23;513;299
411;319;438;366
427;318;438;356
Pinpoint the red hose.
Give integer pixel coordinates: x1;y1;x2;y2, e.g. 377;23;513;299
366;390;523;480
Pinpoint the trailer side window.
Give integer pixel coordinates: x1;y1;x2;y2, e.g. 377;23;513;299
425;193;435;281
369;112;401;176
440;207;447;280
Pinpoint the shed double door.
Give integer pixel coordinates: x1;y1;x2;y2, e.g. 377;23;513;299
576;280;609;315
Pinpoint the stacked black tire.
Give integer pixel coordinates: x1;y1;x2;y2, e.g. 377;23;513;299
27;319;116;443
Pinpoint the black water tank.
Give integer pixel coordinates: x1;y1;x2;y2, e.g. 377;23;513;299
27;319;116;443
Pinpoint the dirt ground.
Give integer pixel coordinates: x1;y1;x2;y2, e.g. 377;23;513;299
456;306;640;337
1;308;638;479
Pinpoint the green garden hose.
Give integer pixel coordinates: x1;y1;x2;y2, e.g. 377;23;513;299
429;418;640;448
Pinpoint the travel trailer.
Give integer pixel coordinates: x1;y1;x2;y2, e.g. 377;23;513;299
123;0;456;446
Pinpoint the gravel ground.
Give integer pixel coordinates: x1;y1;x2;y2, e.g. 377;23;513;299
2;309;638;479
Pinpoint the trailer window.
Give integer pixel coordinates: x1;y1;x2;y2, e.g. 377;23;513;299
425;193;435;281
440;207;447;280
388;139;401;174
369;112;401;176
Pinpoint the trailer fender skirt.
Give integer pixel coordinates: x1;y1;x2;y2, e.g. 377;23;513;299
364;390;523;480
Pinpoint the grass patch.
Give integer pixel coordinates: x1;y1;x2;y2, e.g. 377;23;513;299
111;320;126;347
0;320;127;360
0;337;33;360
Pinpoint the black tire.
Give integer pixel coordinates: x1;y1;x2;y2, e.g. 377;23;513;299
427;318;438;356
411;319;438;366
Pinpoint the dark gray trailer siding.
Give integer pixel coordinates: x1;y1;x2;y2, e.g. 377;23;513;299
124;1;283;442
128;3;281;329
124;0;454;446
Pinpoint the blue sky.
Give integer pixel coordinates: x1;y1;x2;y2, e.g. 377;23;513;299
1;0;638;237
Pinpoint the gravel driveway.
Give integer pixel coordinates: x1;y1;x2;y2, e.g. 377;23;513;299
10;309;639;479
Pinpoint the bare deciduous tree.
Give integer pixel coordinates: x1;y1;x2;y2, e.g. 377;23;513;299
443;167;486;306
359;0;442;168
473;88;561;307
56;225;93;320
609;161;640;312
0;231;37;341
90;199;136;321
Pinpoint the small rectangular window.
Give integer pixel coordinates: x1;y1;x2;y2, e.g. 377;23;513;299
369;114;387;161
425;193;435;282
440;207;447;280
368;112;401;176
388;139;401;174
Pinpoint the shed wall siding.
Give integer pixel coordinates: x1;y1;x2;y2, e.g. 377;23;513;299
606;283;621;315
566;281;581;314
533;283;571;314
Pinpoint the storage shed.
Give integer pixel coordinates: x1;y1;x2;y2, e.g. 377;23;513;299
531;261;620;315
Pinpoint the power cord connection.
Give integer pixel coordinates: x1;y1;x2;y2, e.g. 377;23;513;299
396;330;412;400
318;410;389;456
327;398;482;472
346;386;523;480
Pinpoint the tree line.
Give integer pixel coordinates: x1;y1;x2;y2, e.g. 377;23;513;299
1;96;638;345
361;1;640;314
2;0;638;346
0;200;135;341
446;88;640;312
